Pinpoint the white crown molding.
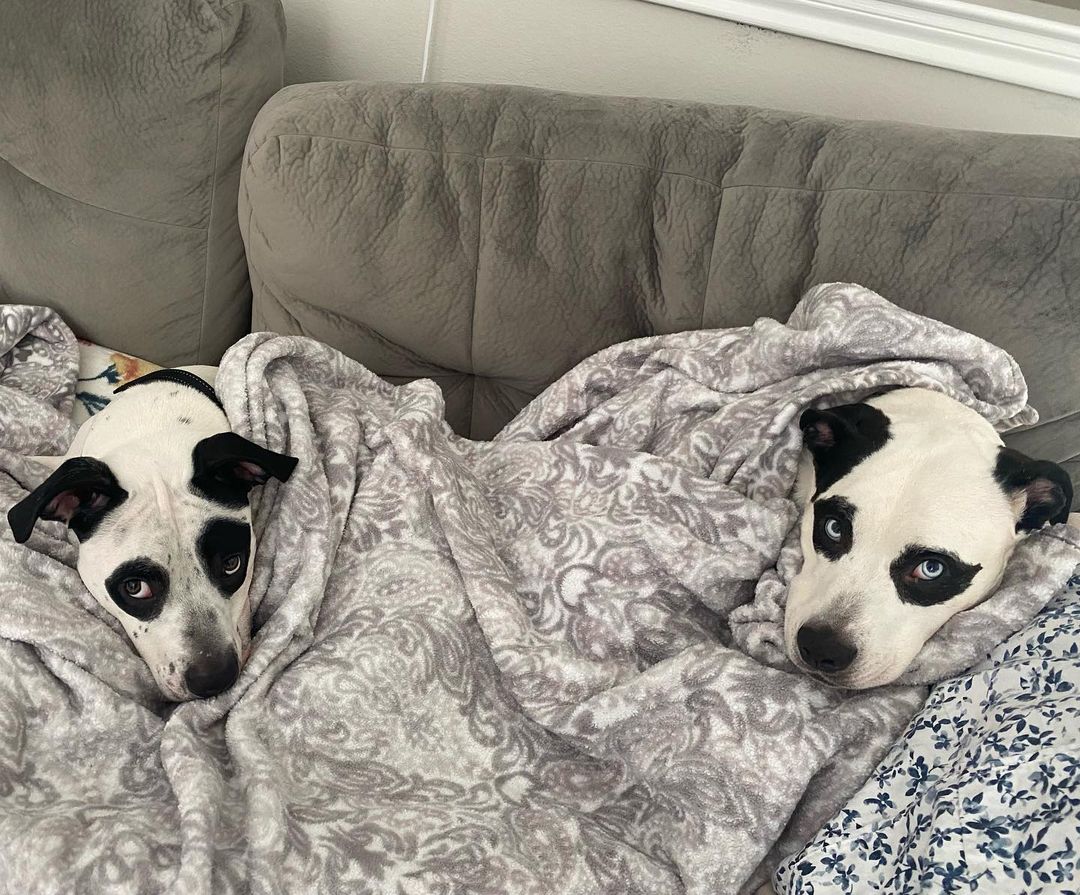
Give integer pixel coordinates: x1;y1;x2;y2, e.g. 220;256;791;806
641;0;1080;99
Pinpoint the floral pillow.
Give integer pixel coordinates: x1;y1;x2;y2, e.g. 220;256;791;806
73;339;161;426
776;577;1080;894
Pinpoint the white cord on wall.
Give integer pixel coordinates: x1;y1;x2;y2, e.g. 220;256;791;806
420;0;438;82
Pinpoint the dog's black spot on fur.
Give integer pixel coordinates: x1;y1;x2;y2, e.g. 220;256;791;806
890;544;982;606
801;402;891;495
812;496;856;561
105;557;169;621
197;518;251;596
994;447;1073;532
7;458;128;544
168;662;175;674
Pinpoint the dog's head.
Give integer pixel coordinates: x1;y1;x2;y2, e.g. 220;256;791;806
7;432;297;701
785;387;1071;689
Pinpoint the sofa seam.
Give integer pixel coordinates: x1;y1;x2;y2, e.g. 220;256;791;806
271;288;462;375
699;188;724;330
197;1;229;364
263;277;549;389
252;133;1080;205
1015;404;1080;430
0;154;207;232
468;156;486;439
265;282;306;335
700;110;748;329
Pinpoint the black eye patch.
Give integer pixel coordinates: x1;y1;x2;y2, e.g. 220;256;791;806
105;558;169;620
890;544;982;607
197;518;251;596
812;496;856;561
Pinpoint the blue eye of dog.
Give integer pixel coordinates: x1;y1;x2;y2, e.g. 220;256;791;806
891;545;979;606
812;497;855;560
823;518;843;541
911;558;946;580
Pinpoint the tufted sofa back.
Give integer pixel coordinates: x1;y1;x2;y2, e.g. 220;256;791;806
239;82;1080;488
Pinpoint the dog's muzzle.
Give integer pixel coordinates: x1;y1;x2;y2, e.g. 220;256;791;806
796;624;858;674
183;651;240;698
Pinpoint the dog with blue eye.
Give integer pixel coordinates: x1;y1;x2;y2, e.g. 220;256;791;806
6;374;1069;700
785;387;1073;689
7;367;297;701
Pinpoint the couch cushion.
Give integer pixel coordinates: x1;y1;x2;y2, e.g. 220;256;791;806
0;0;285;366
239;82;1080;495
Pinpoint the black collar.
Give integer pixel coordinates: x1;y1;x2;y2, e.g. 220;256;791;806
113;368;224;412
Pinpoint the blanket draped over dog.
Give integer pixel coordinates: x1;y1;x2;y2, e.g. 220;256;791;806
1;286;1078;895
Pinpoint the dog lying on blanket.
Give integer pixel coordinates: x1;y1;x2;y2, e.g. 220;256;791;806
787;387;1071;689
6;367;296;701
5;363;1071;703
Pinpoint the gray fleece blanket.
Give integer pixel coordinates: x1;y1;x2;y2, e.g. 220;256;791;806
1;285;1079;895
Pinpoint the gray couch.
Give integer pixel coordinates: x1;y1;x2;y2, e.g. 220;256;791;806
6;16;1079;484
1;0;285;366
5;12;1080;888
239;83;1080;502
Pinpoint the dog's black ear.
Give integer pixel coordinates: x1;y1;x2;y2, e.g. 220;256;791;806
800;403;886;452
7;457;127;544
995;447;1072;533
801;407;843;453
799;402;891;494
191;432;298;507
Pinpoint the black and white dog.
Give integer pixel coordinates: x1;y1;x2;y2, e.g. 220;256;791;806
5;375;1070;700
786;387;1073;689
7;368;296;701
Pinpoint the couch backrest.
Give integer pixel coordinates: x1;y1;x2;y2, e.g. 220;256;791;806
1;0;285;366
240;82;1080;489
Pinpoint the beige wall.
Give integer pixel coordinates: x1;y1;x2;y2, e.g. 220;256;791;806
282;0;1080;136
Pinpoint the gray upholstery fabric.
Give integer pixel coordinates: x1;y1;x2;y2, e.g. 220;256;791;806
1;0;285;366
240;82;1080;497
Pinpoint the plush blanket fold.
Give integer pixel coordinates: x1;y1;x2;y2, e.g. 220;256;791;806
1;285;1077;895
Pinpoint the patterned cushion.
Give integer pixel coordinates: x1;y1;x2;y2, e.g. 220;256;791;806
73;339;161;426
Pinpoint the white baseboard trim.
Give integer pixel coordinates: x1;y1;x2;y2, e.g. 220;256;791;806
641;0;1080;99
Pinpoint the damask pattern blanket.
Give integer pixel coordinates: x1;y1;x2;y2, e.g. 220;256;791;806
1;286;1078;895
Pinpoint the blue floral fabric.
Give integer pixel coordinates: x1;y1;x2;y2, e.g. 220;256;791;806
776;574;1080;894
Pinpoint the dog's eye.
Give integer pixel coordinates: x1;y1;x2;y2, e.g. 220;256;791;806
823;517;844;541
222;554;244;576
122;578;152;599
912;559;946;581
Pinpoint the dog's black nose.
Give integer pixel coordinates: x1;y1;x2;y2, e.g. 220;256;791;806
797;624;857;674
184;652;240;698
